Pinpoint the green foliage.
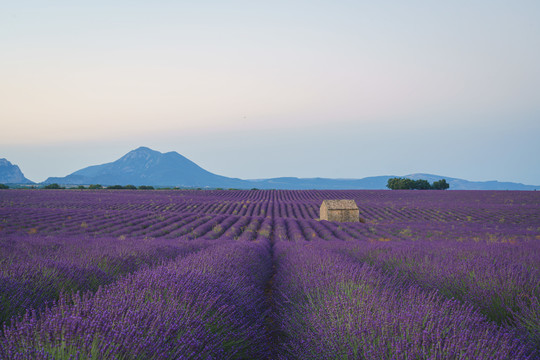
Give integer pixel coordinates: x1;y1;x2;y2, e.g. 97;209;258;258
107;185;139;190
387;178;413;190
138;185;154;190
0;184;8;189
413;179;431;190
432;179;450;190
386;178;450;190
44;183;64;189
77;185;86;189
107;185;124;189
88;184;103;189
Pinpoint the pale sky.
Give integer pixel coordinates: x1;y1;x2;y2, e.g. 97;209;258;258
1;1;539;184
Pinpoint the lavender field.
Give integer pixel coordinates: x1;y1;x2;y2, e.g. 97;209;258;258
0;189;539;359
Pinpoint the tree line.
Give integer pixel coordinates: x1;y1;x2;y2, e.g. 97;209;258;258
386;178;449;190
43;184;155;190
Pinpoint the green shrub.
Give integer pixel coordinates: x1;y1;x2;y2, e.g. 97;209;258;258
413;179;432;190
107;185;124;189
44;183;63;189
432;179;450;190
386;178;450;190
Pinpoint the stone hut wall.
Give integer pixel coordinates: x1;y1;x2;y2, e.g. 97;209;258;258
327;209;360;222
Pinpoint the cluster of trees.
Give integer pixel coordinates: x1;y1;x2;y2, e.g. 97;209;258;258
107;185;137;190
42;184;155;190
138;185;155;190
0;184;9;189
44;183;65;189
97;185;154;190
387;178;450;190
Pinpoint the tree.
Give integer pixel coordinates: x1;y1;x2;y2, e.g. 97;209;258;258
387;178;401;190
88;184;103;189
387;177;450;190
44;183;63;189
401;178;415;189
432;179;450;190
107;185;124;189
387;178;416;190
413;179;431;190
386;178;396;190
138;185;154;190
0;184;8;189
124;185;137;190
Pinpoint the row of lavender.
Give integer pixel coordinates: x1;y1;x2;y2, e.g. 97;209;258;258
330;240;540;348
273;241;537;359
4;188;539;206
1;239;273;359
2;206;536;246
2;237;538;359
1;189;539;358
0;213;276;329
2;189;538;224
0;235;210;326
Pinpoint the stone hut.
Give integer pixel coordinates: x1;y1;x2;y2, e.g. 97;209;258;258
320;199;360;222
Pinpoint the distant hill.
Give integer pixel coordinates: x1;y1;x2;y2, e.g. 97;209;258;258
246;176;395;190
403;173;539;191
44;147;248;188
0;158;34;184
42;147;539;190
248;174;539;190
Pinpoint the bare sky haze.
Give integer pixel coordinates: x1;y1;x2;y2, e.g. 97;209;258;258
1;1;539;184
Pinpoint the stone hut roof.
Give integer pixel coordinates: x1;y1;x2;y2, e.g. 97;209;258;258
321;199;358;210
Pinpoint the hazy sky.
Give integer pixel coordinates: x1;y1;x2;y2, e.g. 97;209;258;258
1;1;539;184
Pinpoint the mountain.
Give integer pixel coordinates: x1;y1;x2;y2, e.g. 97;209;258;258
44;147;249;188
246;176;395;190
43;147;539;190
0;158;34;184
403;173;539;191
249;174;539;190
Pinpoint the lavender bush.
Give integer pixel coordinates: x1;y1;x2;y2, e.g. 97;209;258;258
1;240;272;359
273;242;535;359
1;189;538;358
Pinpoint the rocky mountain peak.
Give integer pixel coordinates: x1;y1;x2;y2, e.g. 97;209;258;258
0;158;34;184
